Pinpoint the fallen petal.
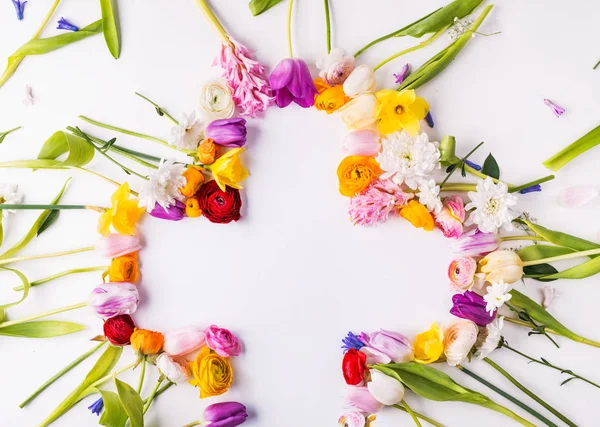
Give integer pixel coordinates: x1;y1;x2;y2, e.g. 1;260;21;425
542;286;556;309
558;187;598;208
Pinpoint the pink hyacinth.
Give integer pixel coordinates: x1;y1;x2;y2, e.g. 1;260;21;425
348;179;413;226
214;37;274;117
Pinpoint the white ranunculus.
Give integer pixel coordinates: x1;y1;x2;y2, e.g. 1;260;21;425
443;319;479;366
367;370;405;406
199;79;235;121
156;353;190;383
343;65;376;97
337;93;378;131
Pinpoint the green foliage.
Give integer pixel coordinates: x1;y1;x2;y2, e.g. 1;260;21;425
0;320;85;337
482;153;500;179
100;0;121;58
115;378;144;427
518;245;574;262
249;0;284;16
0;267;30;310
543;124;600;172
38;131;95;167
523;264;559;282
99;390;128;427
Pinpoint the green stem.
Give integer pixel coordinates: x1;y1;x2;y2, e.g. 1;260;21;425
457;366;550;427
14;266;107;291
374;26;447;71
439;141;484;189
0;302;87;328
0;246;95;267
483;358;576;427
522;247;600;267
78;115;172;150
437;183;477;192
543;125;600;172
354;24;398;58
323;0;331;54
142;379;163;415
182;422;202;427
505;302;560;348
195;0;232;46
392;405;445;427
464;164;514;189
401;399;422;427
32;0;62;39
0;204;101;211
0;126;22;139
136;357;146;394
287;0;295;57
509;175;555;194
135;92;179;125
504;316;600;348
594;58;600;70
74;166;138;196
19;341;107;408
500;235;546;242
143;380;173;403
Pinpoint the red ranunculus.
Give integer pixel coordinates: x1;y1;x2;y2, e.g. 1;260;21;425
342;349;368;385
196;180;242;224
103;314;136;346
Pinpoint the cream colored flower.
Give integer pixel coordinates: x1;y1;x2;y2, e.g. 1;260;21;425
443;319;478;366
338;93;378;131
199;79;235;121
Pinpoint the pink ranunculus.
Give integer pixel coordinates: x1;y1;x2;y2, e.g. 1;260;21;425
96;234;142;258
434;195;465;239
345;386;384;414
448;256;478;292
342;130;380;156
163;326;206;357
364;330;414;363
205;325;241;357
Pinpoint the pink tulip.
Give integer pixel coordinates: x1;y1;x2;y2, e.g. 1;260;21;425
435;196;465;239
342;130;380;156
345;386;384;414
163;326;206;357
96;234;142;258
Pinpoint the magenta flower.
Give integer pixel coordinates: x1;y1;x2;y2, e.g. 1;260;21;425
214;37;274;117
434;195;466;239
348;179;413;226
88;282;139;319
393;64;410;84
205;325;241;357
205;402;248;427
149;201;185;221
450;291;496;326
205;118;247;147
269;58;317;108
543;98;565;118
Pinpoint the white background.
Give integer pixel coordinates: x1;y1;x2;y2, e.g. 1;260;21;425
1;0;600;426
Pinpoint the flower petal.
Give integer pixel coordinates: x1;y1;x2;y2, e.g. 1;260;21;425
269;58;295;90
558;186;598;208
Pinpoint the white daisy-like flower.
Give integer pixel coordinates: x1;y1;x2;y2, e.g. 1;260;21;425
169;111;204;151
483;280;512;315
417;179;442;213
139;159;186;212
474;316;504;359
376;130;440;190
465;177;518;233
0;184;24;218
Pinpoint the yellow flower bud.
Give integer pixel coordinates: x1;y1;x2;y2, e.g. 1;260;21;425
479;250;524;284
185;197;202;218
414;323;444;364
180;167;205;197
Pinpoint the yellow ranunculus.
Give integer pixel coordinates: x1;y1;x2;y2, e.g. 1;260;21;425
399;200;434;231
337;155;382;197
130;328;164;355
414;323;444;364
108;252;139;283
314;78;349;114
375;89;429;135
207;148;249;192
97;183;145;237
188;346;233;398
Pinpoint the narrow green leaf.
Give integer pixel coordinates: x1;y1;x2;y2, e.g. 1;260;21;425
100;0;121;59
523;264;559;282
38;131;95;167
523;220;600;258
543;124;600;172
518;245;575;262
0;320;85;338
482;153;500;179
115;378;144;427
0;126;21;144
37;210;59;236
0;267;30;310
0;159;66;169
0;217;3;247
560;377;576;387
99;390;128;427
542;256;600;280
249;0;283;16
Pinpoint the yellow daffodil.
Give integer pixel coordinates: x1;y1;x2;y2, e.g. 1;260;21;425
375;89;429;135
97;183;145;237
414;323;444;364
207;148;249;191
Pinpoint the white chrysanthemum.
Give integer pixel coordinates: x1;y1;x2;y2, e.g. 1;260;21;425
376;131;440;190
0;184;24;218
483;280;512;314
139;159;186;212
474;316;504;359
198;79;235;121
465;177;518;233
417;179;442;213
169;111;204;150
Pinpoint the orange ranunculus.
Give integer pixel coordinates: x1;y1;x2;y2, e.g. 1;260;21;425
197;138;219;165
188;347;233;398
314;77;331;94
315;85;349;114
108;252;140;283
97;183;145;237
185;197;202;218
400;200;434;231
180;167;205;197
337;156;382;197
130;328;164;355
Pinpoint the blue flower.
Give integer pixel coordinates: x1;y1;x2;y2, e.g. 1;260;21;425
425;111;434;128
57;17;79;32
12;0;27;21
88;397;104;416
341;332;365;352
464;159;481;171
519;184;542;194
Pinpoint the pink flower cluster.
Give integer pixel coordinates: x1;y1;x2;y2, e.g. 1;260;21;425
348;179;412;226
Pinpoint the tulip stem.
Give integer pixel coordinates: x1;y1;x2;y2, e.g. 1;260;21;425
143;380;173;403
0;302;87;328
437;183;477;192
19;341;107;408
522;247;600;267
505;302;560;348
135;92;179;125
14;266;108;291
74;166;139;197
0;246;95;267
500;235;546;242
195;0;233;47
483;357;577;427
0;204;103;212
182;422;202;427
323;0;331;54
287;0;295;57
401;399;423;427
142;378;163;415
392;405;445;427
136;357;147;394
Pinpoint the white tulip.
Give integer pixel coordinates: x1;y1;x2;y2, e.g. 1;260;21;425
367;370;405;405
337;93;378;131
343;65;376;97
156;353;190;383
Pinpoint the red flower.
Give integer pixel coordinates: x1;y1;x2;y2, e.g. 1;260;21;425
196;180;242;224
342;349;368;385
103;314;136;346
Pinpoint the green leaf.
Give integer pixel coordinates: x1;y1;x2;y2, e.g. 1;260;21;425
518;245;575;262
99;390;128;427
0;217;3;247
0;267;30;310
115;378;144;427
100;0;121;59
0;159;66;169
560;377;576;387
0;320;85;338
542;256;600;280
543;124;600;172
482;153;500;179
523;220;600;258
37;210;59;237
249;0;283;16
0;126;21;144
523;264;559;282
0;178;71;260
37;131;95;167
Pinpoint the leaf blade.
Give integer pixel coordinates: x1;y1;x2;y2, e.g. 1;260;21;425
249;0;284;16
482;153;500;179
99;390;128;427
0;320;85;337
100;0;121;59
115;378;144;427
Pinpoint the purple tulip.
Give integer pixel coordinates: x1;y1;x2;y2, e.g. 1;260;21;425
205;402;248;427
269;58;317;108
450;291;496;326
88;282;139;320
452;229;500;256
363;329;414;363
205;118;247;148
149;201;185;221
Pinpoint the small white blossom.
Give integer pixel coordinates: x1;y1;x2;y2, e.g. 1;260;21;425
474;316;504;359
376;131;440;190
417;179;442;213
169;111;204;151
139;159;186;212
483;280;512;315
0;184;24;218
465;177;518;233
448;17;473;41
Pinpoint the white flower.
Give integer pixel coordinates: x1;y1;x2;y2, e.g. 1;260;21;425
169;111;204;150
465;177;518;233
198;79;235;121
343;65;376;97
316;47;355;86
417;179;442;213
367;370;405;406
474;316;504;359
483;280;512;314
443;319;479;366
156;353;190;383
338;93;378;131
139;159;186;212
0;184;24;218
376;131;440;190
448;17;473;41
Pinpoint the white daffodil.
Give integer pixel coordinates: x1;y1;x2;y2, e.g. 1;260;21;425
0;184;24;218
417;179;442;213
198;79;235;121
376;131;440;190
483;280;512;315
465;177;518;233
139;159;186;212
169;111;204;151
474;316;504;359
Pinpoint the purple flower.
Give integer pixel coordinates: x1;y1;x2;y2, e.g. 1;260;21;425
341;332;365;352
544;98;565;118
88;282;139;320
57;17;79;31
520;184;542;194
450;291;496;326
149;201;185;221
363;330;414;363
205;118;247;148
269;58;317;108
88;398;104;416
425;111;434;128
393;64;410;85
205;402;248;427
452;229;500;256
464;159;482;171
12;0;26;20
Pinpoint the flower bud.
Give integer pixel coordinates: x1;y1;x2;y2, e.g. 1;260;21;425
448;256;478;292
205;402;248;427
205;118;247;148
130;328;164;355
439;135;460;166
338;93;378;131
185;197;202;218
205;325;241;357
434;196;465;239
89;282;139;319
367;370;405;406
103;314;136;346
179;167;205;198
163;326;206;357
443;319;479;366
342;349;368;386
343;65;376;97
450;291;496;326
198;138;219;165
362;330;413;363
316;48;356;86
479;250;524;284
342;130;380;156
149;201;185;221
452;230;500;256
96;234;142;258
156;353;190;383
108;253;139;283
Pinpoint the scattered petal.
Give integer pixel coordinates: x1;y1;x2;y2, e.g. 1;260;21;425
425;111;434;128
520;184;542;194
542;286;557;309
464;159;481;171
12;0;26;21
544;98;565;118
393;64;410;85
558;186;598;208
22;85;35;106
57;17;79;32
